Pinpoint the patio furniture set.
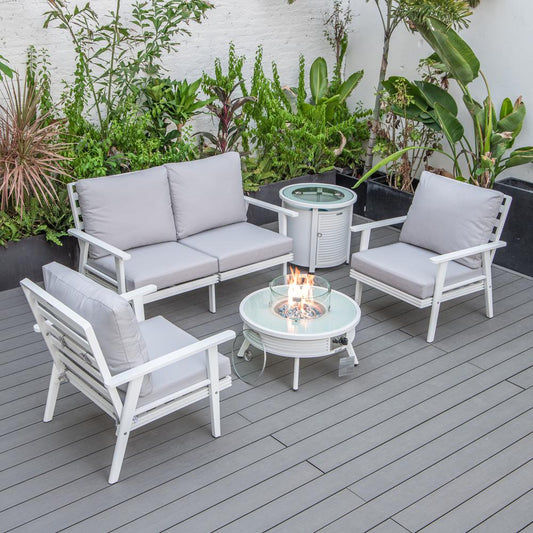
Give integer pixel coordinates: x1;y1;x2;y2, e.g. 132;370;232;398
20;152;511;483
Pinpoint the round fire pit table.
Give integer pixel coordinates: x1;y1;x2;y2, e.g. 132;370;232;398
280;183;357;273
236;288;361;390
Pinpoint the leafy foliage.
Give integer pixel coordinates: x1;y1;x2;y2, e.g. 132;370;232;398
44;0;213;131
140;77;211;146
242;48;369;190
200;43;256;154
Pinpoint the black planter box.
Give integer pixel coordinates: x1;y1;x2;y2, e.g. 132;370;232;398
335;169;366;216
493;178;533;277
0;235;78;291
246;170;337;226
366;175;414;222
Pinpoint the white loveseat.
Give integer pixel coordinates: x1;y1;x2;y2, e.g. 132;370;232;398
68;152;297;312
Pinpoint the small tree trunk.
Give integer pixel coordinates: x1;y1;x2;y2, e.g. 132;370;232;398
363;33;391;174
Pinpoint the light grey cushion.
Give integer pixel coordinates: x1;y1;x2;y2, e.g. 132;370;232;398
137;316;231;408
399;171;504;268
165;152;247;239
42;262;152;396
75;166;176;259
90;241;218;291
180;222;293;272
351;242;482;299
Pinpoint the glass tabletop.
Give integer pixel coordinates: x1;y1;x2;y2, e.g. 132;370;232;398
240;288;360;340
280;183;355;207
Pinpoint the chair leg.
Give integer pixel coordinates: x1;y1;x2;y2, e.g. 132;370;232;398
109;428;131;484
209;284;216;314
483;254;494;318
427;299;441;343
43;363;63;422
206;347;221;437
354;280;363;304
108;378;142;484
282;262;288;276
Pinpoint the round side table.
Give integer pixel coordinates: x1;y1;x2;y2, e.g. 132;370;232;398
280;183;357;273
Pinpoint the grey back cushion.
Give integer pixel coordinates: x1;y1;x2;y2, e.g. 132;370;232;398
399;171;504;268
75;166;176;258
165;152;247;239
42;262;152;396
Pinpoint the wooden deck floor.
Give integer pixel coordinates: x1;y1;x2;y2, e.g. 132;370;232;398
1;222;532;532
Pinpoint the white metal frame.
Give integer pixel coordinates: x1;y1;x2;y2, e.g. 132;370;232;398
20;280;235;484
67;184;297;313
349;195;512;343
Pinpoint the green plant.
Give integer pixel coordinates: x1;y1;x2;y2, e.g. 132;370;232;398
384;18;533;187
374;60;446;192
200;43;255;154
44;0;213;132
0;76;70;213
0;54;14;81
26;46;54;117
362;0;474;174
0;191;72;246
64;106;198;180
140;77;211;145
243;49;368;189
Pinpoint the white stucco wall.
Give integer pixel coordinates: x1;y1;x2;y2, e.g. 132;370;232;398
1;0;532;180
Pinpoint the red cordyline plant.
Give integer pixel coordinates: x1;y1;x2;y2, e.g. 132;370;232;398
0;76;69;213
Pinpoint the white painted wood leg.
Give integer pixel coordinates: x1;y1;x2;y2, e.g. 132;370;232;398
43;363;63;422
206;347;221;438
209;284;216;314
108;378;142;484
346;343;359;365
292;358;300;391
354;281;363;304
482;251;494;318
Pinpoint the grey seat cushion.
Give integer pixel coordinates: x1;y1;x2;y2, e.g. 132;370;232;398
42;262;152;396
351;242;482;299
90;241;218;291
180;222;293;272
137;316;231;408
165;152;247;239
75;166;176;259
399;171;504;268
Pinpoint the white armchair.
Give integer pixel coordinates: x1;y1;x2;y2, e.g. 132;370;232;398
350;172;512;342
21;262;235;484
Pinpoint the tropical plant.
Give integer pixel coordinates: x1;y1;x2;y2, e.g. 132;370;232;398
43;0;213;132
140;77;211;146
362;0;475;174
0;76;70;213
383;18;533;187
200;44;255;154
373;59;447;192
0;53;14;81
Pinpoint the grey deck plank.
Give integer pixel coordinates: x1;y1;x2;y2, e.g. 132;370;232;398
468;488;533;533
396;454;533;533
0;220;532;533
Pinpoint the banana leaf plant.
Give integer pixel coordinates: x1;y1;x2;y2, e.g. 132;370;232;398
0;54;14;81
384;18;533;187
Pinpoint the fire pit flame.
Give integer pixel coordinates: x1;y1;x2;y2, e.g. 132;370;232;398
271;267;329;321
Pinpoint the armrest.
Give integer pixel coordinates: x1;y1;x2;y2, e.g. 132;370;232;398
68;228;131;261
430;241;506;264
121;285;157;322
350;216;407;233
104;329;236;388
244;196;299;218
